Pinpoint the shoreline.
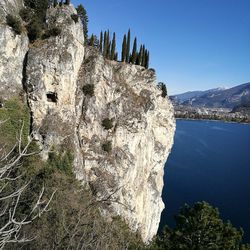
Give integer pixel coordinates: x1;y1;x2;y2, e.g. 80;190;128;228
175;117;250;125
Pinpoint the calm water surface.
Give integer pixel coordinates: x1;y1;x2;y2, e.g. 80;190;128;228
160;119;250;241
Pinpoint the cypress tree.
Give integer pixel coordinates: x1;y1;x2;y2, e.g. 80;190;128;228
141;45;145;66
99;31;103;53
103;31;107;57
126;29;130;63
107;41;111;59
135;52;140;65
136;45;143;65
111;32;116;60
145;51;150;69
89;34;94;46
131;37;137;64
121;34;127;62
105;30;110;58
143;49;149;68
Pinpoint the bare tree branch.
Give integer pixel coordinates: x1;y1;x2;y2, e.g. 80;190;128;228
0;120;56;249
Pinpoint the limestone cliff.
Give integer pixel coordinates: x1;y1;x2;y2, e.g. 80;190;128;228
74;48;175;241
0;1;175;243
0;0;29;99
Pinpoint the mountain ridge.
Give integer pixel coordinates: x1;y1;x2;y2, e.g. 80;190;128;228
171;82;250;109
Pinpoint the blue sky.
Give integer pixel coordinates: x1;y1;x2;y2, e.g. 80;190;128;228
72;0;250;94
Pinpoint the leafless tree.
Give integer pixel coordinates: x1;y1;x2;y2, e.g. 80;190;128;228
0;121;56;249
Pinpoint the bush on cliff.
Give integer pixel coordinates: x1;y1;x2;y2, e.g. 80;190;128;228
6;14;22;35
71;14;79;23
157;82;168;98
102;141;112;153
42;26;62;39
102;118;113;130
19;7;33;22
27;18;43;41
83;84;95;96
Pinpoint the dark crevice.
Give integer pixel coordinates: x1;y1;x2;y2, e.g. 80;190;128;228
22;51;33;135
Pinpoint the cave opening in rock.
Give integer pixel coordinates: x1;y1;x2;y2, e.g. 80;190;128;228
46;92;58;103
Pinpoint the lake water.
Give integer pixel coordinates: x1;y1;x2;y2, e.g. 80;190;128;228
160;119;250;242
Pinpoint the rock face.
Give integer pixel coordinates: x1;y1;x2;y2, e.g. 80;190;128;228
26;5;84;166
0;0;29;99
74;48;175;242
1;2;176;243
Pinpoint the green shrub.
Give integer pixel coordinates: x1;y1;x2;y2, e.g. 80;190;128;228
102;141;112;153
6;14;22;35
42;26;62;39
157;82;168;98
71;14;78;23
83;84;94;96
19;8;33;22
102;118;113;130
47;148;74;176
27;18;42;41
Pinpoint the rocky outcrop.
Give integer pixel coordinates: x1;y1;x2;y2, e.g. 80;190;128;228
26;5;84;165
74;48;175;242
0;0;29;99
1;2;175;243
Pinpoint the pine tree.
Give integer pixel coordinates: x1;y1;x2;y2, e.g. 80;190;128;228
126;29;130;63
155;202;244;249
99;31;103;53
103;31;107;57
111;32;116;60
114;52;118;61
121;34;127;62
131;37;137;64
76;4;88;44
53;0;58;7
65;0;70;5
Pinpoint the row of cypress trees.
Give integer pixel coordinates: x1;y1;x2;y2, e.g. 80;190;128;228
121;29;149;68
98;31;118;61
96;29;149;69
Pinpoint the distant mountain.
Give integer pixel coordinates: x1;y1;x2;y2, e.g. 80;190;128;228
170;88;226;104
170;82;250;109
